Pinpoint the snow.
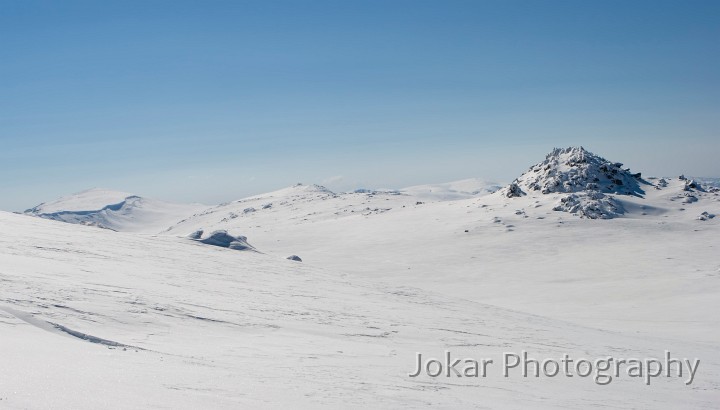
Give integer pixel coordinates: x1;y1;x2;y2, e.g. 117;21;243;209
25;188;134;214
5;148;720;408
690;177;720;189
399;178;501;201
2;211;719;408
193;229;257;251
24;188;207;233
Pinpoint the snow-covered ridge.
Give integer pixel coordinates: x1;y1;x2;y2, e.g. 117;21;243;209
162;178;502;238
230;183;336;204
25;188;134;215
25;188;208;233
22;152;719;231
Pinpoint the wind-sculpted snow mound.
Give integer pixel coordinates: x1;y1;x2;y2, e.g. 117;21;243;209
25;189;207;233
25;188;134;214
190;229;257;251
502;147;647;219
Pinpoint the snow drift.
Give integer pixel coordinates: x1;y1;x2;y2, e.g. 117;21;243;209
190;229;257;251
25;188;208;233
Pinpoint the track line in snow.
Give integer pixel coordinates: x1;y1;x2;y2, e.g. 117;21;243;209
0;306;143;350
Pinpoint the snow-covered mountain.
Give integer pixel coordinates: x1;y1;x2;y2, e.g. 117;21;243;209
25;188;208;233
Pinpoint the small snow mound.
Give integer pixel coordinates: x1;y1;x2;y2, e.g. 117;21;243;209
552;192;624;219
287;255;303;262
698;212;716;221
193;230;256;251
291;183;333;194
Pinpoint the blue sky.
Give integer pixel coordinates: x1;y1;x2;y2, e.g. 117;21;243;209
1;0;718;210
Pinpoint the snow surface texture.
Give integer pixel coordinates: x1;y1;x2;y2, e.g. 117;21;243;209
6;148;720;408
25;188;207;233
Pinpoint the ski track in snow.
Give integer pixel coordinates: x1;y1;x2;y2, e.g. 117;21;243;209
0;306;142;349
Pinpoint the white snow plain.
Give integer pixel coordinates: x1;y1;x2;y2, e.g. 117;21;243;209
3;149;720;409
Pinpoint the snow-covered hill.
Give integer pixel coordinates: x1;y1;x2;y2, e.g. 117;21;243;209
161;181;499;242
499;146;644;219
508;146;645;196
499;146;718;219
25;188;208;233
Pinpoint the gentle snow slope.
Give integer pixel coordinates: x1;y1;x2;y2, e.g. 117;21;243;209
1;212;718;408
163;175;720;344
